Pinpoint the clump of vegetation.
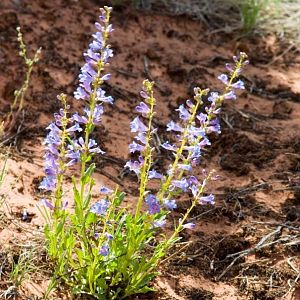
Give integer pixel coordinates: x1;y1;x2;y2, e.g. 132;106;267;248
38;6;248;299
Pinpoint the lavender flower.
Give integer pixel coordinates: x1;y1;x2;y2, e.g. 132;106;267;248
140;90;148;99
167;121;183;132
99;244;110;256
92;104;104;124
153;216;166;228
208;92;219;103
231;80;245;90
199;194;215;205
163;199;177;210
73;112;88;124
129;141;145;154
145;194;160;214
136;132;146;145
224;91;236;100
130;117;148;133
218;74;228;84
90;199;110;215
104;232;113;240
96;88;114;104
178;164;192;172
100;186;113;194
40;199;54;210
124;156;144;175
148;170;163;179
136;102;150;116
182;222;195;229
176;104;191;121
171;178;189;192
161;141;177;151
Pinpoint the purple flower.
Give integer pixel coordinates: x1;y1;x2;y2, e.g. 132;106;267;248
182;222;195;229
199;194;215;205
66;123;82;133
90;199;110;215
145;194;160;214
136;102;150;116
103;48;114;63
104;232;113;240
65;148;80;166
53;109;65;126
178;164;192;172
39;175;56;191
218;74;228;84
99;244;109;256
185;145;201;159
153;216;166;228
73;113;88;124
176;104;191;121
62;200;68;209
136;132;146;145
161;141;177;151
187;126;205;139
167;121;183;132
231;80;245;90
163;199;177;210
199;137;211;148
40;121;63;191
190;185;198;197
99;186;113;194
74;86;89;100
148;170;163;179
224;91;236;100
40;199;54;210
186;99;195;108
101;74;111;81
140;90;148;99
187;176;199;186
130;117;148;133
197;113;207;124
92;105;104;125
129;141;145;154
171;178;189;192
208;92;219;103
225;63;234;72
96;88;114;104
207;118;221;134
124;156;144;175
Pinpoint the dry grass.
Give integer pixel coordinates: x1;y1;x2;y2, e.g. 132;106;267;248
135;0;300;45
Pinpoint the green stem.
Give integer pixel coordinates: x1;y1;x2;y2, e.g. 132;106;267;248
156;90;205;203
135;81;155;220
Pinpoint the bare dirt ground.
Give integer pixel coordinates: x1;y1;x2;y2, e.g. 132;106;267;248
0;0;300;299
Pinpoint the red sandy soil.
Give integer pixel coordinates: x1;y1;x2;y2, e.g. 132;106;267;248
0;0;300;299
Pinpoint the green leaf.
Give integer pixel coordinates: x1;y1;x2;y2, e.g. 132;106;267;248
81;163;96;185
113;191;125;206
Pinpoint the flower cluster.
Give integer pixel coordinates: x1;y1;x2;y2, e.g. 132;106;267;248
125;53;248;217
39;119;63;191
74;7;114;102
40;7;114;193
125;81;159;177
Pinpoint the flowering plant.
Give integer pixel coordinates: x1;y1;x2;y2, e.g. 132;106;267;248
39;6;248;299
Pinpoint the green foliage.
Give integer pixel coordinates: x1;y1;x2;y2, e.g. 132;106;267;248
9;250;34;287
231;0;279;33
